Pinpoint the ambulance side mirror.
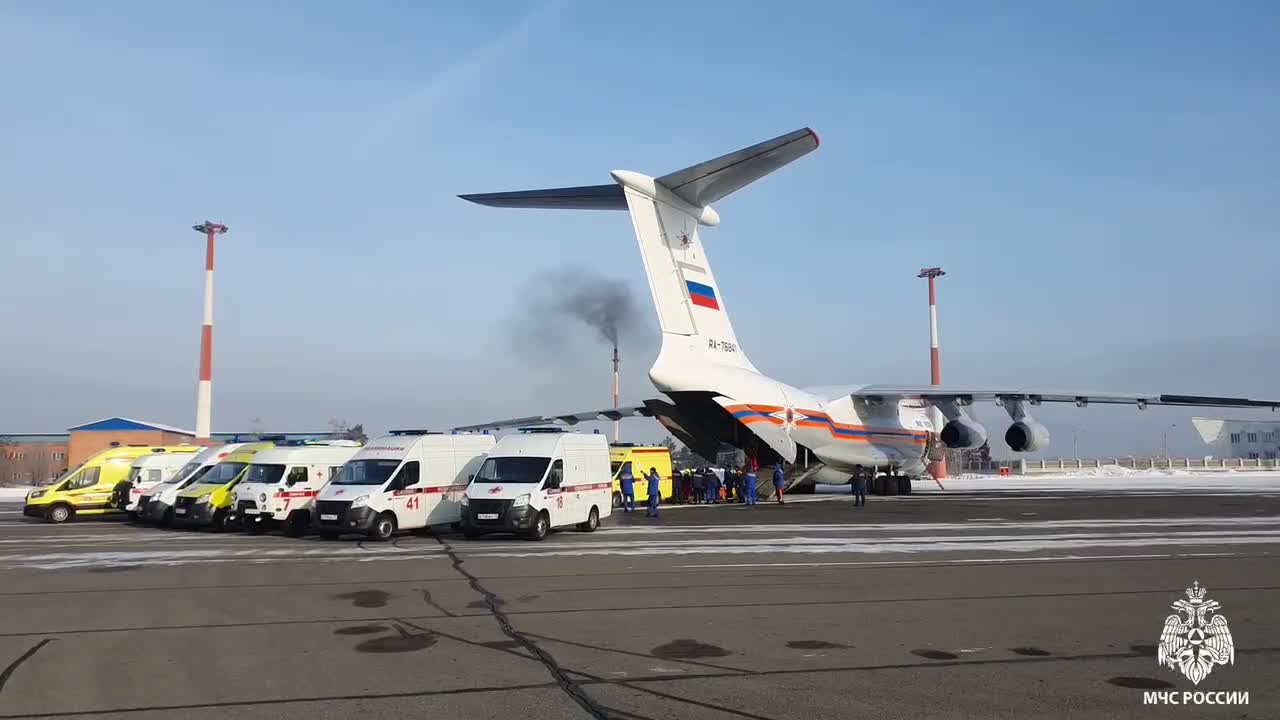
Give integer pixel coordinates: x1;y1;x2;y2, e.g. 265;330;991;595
468;474;474;482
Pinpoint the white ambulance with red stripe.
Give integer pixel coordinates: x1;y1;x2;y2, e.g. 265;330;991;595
230;441;363;536
460;428;612;541
312;431;495;541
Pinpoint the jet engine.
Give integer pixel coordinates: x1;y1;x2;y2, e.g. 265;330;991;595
1005;419;1050;452
939;416;988;449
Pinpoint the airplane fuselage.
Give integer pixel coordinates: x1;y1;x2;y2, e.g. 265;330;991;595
649;350;933;482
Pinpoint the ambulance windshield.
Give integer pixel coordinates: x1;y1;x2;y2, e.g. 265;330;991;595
331;459;400;486
474;457;550;484
244;464;287;485
171;459;203;484
200;462;249;486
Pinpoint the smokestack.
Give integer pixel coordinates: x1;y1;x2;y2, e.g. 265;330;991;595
917;267;946;480
192;221;228;441
612;345;620;442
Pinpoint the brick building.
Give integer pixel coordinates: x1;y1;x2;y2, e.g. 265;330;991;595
0;435;70;485
1;417;331;486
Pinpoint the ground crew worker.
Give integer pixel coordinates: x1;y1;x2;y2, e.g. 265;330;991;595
645;467;661;518
619;462;636;513
692;469;705;503
708;469;720;505
773;462;786;504
852;470;867;507
744;465;758;505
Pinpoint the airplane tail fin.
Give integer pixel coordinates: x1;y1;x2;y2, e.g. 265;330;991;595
460;128;820;383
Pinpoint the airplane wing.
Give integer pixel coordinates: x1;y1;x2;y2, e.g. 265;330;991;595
452;405;654;433
846;385;1280;410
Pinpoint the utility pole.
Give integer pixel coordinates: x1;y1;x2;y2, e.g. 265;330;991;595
611;346;620;443
1163;423;1177;460
918;267;946;480
192;221;228;441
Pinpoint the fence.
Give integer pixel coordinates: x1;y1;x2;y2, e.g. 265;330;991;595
959;457;1280;475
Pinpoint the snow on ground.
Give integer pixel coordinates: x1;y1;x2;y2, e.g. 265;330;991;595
0;487;35;501
816;468;1280;496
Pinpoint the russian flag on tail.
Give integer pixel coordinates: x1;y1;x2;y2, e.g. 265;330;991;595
686;280;720;310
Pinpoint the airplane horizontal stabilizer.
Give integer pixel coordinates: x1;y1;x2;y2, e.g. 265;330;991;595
657;127;820;208
459;184;626;211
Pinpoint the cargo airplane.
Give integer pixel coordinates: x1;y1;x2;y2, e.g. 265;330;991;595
454;128;1278;493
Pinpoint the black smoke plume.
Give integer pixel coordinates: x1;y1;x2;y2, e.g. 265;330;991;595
510;266;650;362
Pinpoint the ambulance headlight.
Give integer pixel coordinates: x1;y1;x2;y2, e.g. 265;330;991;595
512;494;530;508
350;495;370;508
196;494;212;504
460;495;469;506
259;493;267;504
28;489;46;500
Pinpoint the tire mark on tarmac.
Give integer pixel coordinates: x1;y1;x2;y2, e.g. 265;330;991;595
5;643;1277;719
431;534;610;720
0;681;558;718
522;631;745;673
7;584;1280;638
0;638;54;695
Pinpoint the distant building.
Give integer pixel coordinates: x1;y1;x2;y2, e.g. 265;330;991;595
0;417;332;485
1192;417;1280;460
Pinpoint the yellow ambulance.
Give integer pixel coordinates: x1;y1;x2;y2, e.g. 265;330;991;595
23;446;196;523
609;444;674;506
171;441;274;531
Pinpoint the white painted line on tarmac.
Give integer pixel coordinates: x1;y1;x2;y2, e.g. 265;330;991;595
674;552;1232;569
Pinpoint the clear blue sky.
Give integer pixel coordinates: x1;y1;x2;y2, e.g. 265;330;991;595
2;1;1277;456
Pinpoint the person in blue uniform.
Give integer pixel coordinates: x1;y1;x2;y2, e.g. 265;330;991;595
744;465;758;505
645;467;661;518
773;462;786;504
708;469;720;504
619;462;636;512
852;469;867;507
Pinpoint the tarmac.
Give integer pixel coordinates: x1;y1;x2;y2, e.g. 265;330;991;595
0;479;1277;719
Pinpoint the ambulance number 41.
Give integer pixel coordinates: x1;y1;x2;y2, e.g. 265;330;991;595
405;496;420;511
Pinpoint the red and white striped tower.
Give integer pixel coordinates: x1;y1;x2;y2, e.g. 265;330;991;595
918;267;947;480
192;222;228;442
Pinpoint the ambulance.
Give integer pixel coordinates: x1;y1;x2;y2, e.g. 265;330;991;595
136;445;236;526
170;442;275;530
230;441;363;536
460;428;612;541
23;446;189;523
117;446;203;520
312;431;494;541
609;443;674;507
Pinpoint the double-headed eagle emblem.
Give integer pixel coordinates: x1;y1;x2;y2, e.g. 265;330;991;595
1157;581;1234;685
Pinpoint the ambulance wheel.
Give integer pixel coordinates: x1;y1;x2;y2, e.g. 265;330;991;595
527;511;550;541
284;513;309;538
370;513;397;541
46;504;73;524
319;530;341;541
611;492;621;509
212;509;232;532
577;506;600;532
127;511;139;523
